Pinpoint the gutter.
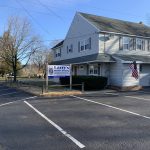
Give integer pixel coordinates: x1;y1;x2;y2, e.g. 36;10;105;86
98;31;150;39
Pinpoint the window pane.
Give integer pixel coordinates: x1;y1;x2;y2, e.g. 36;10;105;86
136;38;144;50
123;37;129;50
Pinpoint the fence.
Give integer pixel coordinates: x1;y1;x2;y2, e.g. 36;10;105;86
3;78;84;95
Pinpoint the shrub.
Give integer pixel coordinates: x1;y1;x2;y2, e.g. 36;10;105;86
60;76;107;90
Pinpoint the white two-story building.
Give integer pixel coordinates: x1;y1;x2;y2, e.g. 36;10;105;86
51;12;150;88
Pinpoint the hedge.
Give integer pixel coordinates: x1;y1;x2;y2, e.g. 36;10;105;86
60;76;107;90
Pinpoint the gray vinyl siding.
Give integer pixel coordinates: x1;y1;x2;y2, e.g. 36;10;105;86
99;34;120;53
99;33;150;55
77;65;87;75
122;64;139;86
140;64;150;86
109;61;123;86
59;13;99;61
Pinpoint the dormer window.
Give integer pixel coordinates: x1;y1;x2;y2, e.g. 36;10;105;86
137;38;145;50
123;37;129;50
120;37;136;50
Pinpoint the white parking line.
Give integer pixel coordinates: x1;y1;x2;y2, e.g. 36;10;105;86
138;91;150;94
71;95;150;120
24;101;85;149
125;96;150;101
0;96;37;107
0;91;19;96
104;92;119;96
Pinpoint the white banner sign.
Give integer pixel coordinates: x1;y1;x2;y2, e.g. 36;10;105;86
48;65;70;77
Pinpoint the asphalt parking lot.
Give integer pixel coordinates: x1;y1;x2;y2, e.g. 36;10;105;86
1;84;150;150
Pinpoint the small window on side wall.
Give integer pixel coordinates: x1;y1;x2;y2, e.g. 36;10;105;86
67;44;73;53
78;37;91;52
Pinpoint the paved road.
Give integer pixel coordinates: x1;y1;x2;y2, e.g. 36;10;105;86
1;84;150;149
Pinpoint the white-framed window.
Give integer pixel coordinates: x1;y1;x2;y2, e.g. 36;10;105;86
78;37;91;52
89;65;98;76
123;37;130;50
67;44;73;53
136;38;145;50
55;48;61;58
120;36;136;50
80;41;85;51
129;38;135;50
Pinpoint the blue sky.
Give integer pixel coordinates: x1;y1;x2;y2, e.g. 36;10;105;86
0;0;150;46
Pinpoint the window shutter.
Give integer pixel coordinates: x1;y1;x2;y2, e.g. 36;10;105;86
78;41;80;52
133;38;136;50
89;37;91;49
67;46;68;53
119;36;123;50
71;44;73;52
60;48;61;56
142;40;145;50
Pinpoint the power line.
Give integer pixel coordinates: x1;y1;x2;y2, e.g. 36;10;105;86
0;3;142;20
0;5;52;15
15;0;56;39
35;0;64;21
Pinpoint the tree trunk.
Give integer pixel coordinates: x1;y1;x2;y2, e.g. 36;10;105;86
13;69;17;82
13;55;17;82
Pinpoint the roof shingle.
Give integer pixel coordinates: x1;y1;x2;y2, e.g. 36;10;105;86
79;12;150;37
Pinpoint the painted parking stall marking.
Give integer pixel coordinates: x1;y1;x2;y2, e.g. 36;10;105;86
125;95;150;102
71;95;150;120
0;96;37;107
24;101;85;149
0;91;20;96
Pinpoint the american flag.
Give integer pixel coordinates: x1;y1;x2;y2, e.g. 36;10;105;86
129;61;138;79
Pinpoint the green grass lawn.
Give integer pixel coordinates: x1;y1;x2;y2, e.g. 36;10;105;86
17;77;60;89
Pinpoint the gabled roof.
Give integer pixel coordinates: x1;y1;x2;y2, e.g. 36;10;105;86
51;53;115;65
51;40;64;50
79;12;150;37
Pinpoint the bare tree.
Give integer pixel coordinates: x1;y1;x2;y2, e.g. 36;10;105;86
31;48;52;78
0;16;40;82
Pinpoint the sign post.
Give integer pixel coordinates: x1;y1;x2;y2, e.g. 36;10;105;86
70;64;72;90
46;62;48;92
